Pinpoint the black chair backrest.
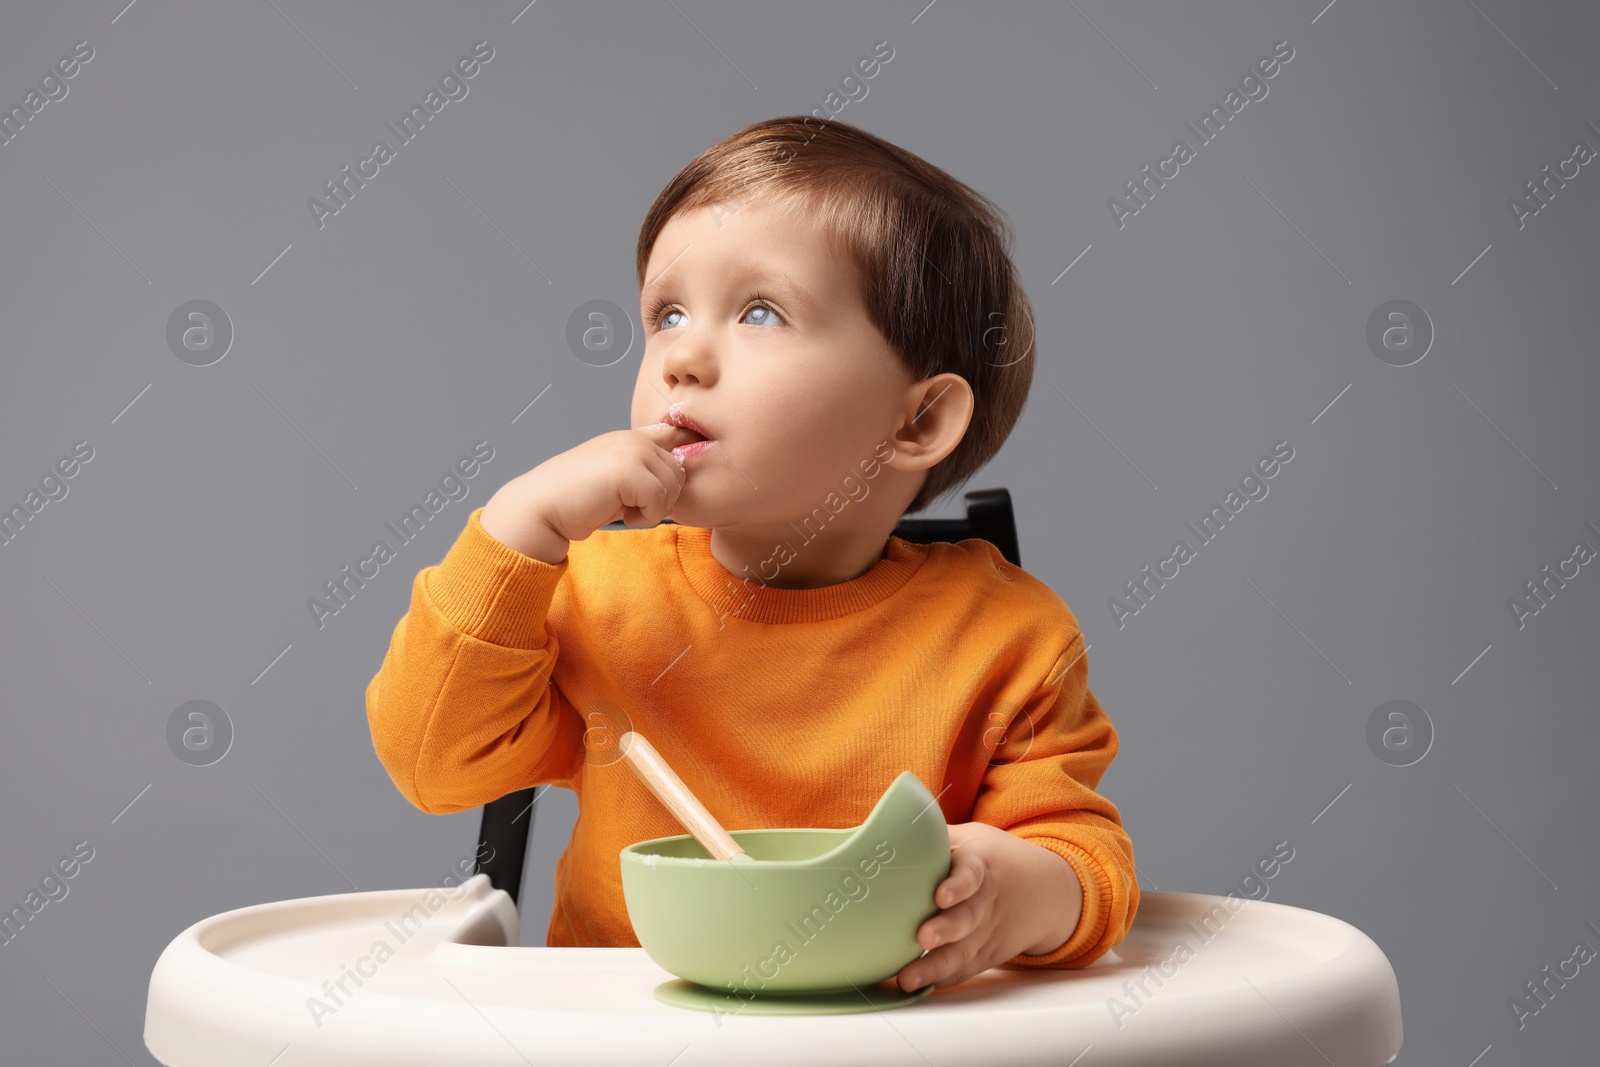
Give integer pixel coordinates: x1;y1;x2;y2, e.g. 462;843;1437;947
473;487;1019;907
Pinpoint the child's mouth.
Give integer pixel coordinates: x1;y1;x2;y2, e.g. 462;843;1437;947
660;424;710;448
657;423;715;461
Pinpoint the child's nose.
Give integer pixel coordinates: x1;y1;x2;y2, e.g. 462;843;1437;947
660;330;716;386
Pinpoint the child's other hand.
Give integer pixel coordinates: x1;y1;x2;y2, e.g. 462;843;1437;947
480;426;689;563
895;821;1083;993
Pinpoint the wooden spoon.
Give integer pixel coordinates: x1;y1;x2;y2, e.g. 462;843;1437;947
619;731;747;860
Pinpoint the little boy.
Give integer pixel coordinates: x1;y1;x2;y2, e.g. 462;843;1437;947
367;115;1138;993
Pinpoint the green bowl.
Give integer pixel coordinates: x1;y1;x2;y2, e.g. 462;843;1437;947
620;771;951;995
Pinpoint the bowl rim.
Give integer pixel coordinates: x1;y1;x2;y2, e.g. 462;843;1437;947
620;826;945;870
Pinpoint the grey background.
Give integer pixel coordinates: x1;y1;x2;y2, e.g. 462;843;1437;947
2;0;1596;1063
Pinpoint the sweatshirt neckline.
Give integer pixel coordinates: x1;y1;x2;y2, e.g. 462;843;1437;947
673;523;928;624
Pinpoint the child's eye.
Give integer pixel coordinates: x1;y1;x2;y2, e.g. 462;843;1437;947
644;298;683;331
741;302;783;327
643;295;785;332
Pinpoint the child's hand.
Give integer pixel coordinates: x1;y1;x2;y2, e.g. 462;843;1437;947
480;425;690;563
895;821;1083;993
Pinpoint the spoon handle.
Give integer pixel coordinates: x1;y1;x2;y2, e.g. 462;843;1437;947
619;731;747;861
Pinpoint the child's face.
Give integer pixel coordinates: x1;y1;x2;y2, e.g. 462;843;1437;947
631;198;919;530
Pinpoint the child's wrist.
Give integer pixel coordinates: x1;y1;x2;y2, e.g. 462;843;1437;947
1018;842;1084;956
514;522;571;566
480;496;570;565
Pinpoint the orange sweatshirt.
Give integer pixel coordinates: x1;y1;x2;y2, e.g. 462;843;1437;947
366;506;1138;968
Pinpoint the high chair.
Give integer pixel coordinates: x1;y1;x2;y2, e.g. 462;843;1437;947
144;489;1403;1065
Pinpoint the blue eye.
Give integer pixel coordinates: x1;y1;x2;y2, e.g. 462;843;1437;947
643;297;682;331
742;303;782;327
643;293;785;331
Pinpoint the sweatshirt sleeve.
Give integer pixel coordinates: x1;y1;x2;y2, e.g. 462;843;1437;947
365;506;585;815
971;633;1140;969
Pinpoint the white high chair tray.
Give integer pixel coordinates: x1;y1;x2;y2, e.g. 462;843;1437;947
145;873;1401;1066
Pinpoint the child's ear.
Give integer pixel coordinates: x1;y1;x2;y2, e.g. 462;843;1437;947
887;373;974;473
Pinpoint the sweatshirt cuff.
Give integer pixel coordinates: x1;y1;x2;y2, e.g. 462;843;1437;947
425;506;569;649
1005;835;1113;969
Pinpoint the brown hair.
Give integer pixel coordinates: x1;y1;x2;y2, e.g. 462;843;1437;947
635;115;1036;515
